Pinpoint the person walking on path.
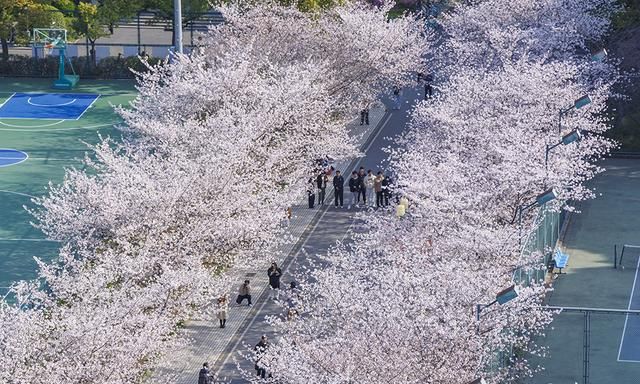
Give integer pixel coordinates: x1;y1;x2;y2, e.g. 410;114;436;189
307;178;316;209
216;296;228;328
365;169;375;206
392;87;402;110
374;171;384;208
268;262;282;300
333;170;344;208
348;171;360;209
254;335;270;379
316;172;328;205
360;108;369;125
198;362;213;384
286;281;303;321
236;280;252;306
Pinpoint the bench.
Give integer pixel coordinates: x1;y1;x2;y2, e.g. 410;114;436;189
547;249;570;275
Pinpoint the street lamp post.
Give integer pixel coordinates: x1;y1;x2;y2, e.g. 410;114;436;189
558;95;591;134
518;188;558;248
545;129;582;169
174;0;183;54
475;285;519;322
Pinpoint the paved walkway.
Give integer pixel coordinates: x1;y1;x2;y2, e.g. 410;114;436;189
529;158;640;384
153;101;394;383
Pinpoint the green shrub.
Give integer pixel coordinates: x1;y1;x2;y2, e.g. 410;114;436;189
0;53;163;79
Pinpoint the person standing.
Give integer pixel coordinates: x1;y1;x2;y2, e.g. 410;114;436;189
333;170;344;208
217;296;228;328
348;171;360;209
360;108;369;125
267;262;282;300
198;362;213;384
424;73;434;99
254;335;269;379
307;178;315;209
365;169;375;207
316;173;327;205
374;171;384;208
381;173;391;207
236;280;252;306
357;167;367;206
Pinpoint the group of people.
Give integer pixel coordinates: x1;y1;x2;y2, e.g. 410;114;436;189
308;166;392;209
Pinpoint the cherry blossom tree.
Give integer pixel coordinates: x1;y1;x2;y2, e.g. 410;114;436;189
0;3;427;383
260;0;621;383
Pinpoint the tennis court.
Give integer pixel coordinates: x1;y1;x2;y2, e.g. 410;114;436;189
0;77;137;293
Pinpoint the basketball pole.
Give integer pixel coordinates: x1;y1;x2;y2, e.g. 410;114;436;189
174;0;183;54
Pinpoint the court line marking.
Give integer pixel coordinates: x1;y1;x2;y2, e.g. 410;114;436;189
0;190;37;199
0;92;16;108
0;122;117;132
0;120;65;128
0;149;29;168
76;94;101;120
27;97;77;107
617;253;640;362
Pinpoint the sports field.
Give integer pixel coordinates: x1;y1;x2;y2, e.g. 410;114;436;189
0;77;137;295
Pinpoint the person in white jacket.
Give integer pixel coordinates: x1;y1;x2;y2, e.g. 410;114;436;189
364;169;376;207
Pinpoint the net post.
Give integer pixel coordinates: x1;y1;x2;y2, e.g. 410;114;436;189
614;244;617;269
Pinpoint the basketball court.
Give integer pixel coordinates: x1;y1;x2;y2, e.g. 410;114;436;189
0;77;137;296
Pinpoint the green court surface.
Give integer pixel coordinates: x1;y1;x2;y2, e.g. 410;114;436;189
0;77;137;292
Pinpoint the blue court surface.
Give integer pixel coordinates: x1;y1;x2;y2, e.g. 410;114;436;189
0;93;100;120
618;257;640;362
0;149;28;167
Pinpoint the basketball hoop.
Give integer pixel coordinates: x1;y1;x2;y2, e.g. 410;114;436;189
43;43;54;56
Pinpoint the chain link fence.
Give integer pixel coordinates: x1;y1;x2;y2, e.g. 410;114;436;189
1;10;223;79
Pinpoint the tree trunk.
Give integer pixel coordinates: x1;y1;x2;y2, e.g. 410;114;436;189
89;39;97;67
1;38;9;61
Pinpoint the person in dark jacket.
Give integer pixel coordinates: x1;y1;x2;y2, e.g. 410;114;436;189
307;178;315;209
333;170;344;208
348;171;360;209
381;173;391;207
316;173;327;205
357;167;367;206
360;108;369;125
254;335;269;379
198;362;213;384
267;262;282;300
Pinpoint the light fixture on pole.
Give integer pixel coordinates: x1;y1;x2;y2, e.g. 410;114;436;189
558;95;591;133
475;285;519;322
173;0;183;54
518;188;558;248
591;48;608;62
545;129;582;169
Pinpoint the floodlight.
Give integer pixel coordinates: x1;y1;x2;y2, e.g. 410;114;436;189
591;48;607;62
561;129;582;145
535;188;557;206
574;95;592;109
495;285;518;305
